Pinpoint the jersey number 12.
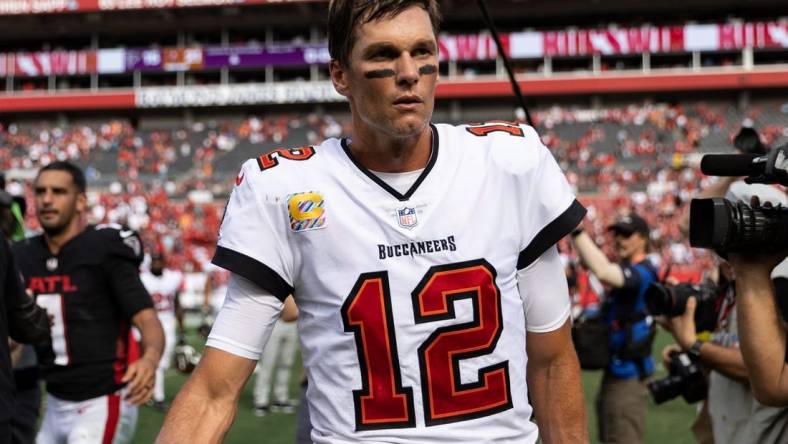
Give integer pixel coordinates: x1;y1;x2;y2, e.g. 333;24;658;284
341;259;512;430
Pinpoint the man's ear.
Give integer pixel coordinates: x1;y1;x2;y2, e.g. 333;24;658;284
330;60;350;98
76;193;87;214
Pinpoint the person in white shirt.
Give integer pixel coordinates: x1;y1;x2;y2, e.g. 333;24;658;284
140;253;184;411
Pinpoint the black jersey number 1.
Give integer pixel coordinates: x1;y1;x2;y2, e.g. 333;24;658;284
341;259;512;430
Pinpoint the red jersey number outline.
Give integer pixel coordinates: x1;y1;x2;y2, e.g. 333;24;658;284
466;121;525;137
341;260;511;430
341;272;416;430
256;146;316;171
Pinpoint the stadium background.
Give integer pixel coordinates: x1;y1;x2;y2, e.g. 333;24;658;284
0;0;786;442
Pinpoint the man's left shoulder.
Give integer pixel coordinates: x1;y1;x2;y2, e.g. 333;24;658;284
91;224;145;265
438;121;547;171
632;256;659;279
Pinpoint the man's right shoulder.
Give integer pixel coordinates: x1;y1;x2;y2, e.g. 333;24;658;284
11;235;45;257
237;138;339;190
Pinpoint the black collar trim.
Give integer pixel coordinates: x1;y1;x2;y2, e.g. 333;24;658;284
340;123;439;202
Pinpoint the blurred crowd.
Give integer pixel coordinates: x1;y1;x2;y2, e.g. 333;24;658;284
1;101;787;288
2;103;786;191
0;113;350;182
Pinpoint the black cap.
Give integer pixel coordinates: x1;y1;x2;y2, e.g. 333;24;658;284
608;213;649;237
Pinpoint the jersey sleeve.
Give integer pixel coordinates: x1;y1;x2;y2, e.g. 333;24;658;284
101;255;154;319
96;226;153;318
516;126;586;270
618;264;644;293
206;273;284;360
98;225;145;266
211;160;294;302
519;246;571;333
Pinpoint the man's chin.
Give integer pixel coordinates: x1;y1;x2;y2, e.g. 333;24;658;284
391;117;430;139
41;222;67;237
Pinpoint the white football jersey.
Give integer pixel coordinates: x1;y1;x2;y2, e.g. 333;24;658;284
179;272;207;310
213;123;585;443
140;269;183;316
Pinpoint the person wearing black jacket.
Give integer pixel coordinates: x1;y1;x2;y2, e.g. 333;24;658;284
0;232;51;442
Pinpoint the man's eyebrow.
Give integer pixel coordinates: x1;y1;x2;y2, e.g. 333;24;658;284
361;42;398;58
412;39;438;50
361;39;438;58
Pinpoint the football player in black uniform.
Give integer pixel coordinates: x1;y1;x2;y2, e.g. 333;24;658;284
11;162;164;444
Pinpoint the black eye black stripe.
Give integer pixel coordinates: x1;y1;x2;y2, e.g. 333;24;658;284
364;69;396;79
418;64;437;75
363;64;438;79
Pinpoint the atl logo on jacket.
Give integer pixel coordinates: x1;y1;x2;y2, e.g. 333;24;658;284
287;191;327;232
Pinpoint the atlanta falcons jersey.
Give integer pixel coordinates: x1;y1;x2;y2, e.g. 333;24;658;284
11;225;153;401
212;122;586;443
140;269;183;316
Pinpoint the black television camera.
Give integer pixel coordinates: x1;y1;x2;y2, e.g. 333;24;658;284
689;143;788;253
645;282;720;332
647;351;708;404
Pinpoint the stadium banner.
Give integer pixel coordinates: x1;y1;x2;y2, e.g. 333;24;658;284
509;21;788;58
438;33;506;61
9;50;97;77
162;47;204;71
202;43;330;68
125;48;163;71
0;0;317;15
135;81;344;108
0;22;784;77
97;48;126;74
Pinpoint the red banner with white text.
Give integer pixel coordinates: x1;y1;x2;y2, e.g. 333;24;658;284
0;0;316;15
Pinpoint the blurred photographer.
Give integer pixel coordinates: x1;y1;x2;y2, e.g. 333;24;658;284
728;198;788;407
665;127;788;443
571;213;658;444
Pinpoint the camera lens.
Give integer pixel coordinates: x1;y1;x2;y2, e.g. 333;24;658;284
647;375;684;404
645;283;674;317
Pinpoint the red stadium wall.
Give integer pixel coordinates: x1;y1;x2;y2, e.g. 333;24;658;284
1;69;786;113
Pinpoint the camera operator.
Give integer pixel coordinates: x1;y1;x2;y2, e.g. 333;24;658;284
728;202;788;407
571;213;658;444
664;127;788;443
679;127;784;236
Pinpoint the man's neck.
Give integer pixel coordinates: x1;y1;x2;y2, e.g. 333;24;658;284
348;123;432;173
45;220;86;256
628;252;647;264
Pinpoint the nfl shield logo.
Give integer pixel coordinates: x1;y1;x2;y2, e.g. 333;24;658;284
397;207;418;229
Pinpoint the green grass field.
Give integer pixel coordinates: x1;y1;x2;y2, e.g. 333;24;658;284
133;331;697;443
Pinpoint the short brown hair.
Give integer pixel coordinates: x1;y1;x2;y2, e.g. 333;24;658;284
327;0;441;67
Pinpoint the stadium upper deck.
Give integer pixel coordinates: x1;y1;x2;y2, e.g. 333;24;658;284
0;0;785;113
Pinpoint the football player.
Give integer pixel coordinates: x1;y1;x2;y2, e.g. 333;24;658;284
160;1;588;443
140;253;184;411
12;162;164;444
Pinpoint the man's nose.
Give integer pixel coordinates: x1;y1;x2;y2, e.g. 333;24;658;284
40;190;53;204
396;54;419;86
